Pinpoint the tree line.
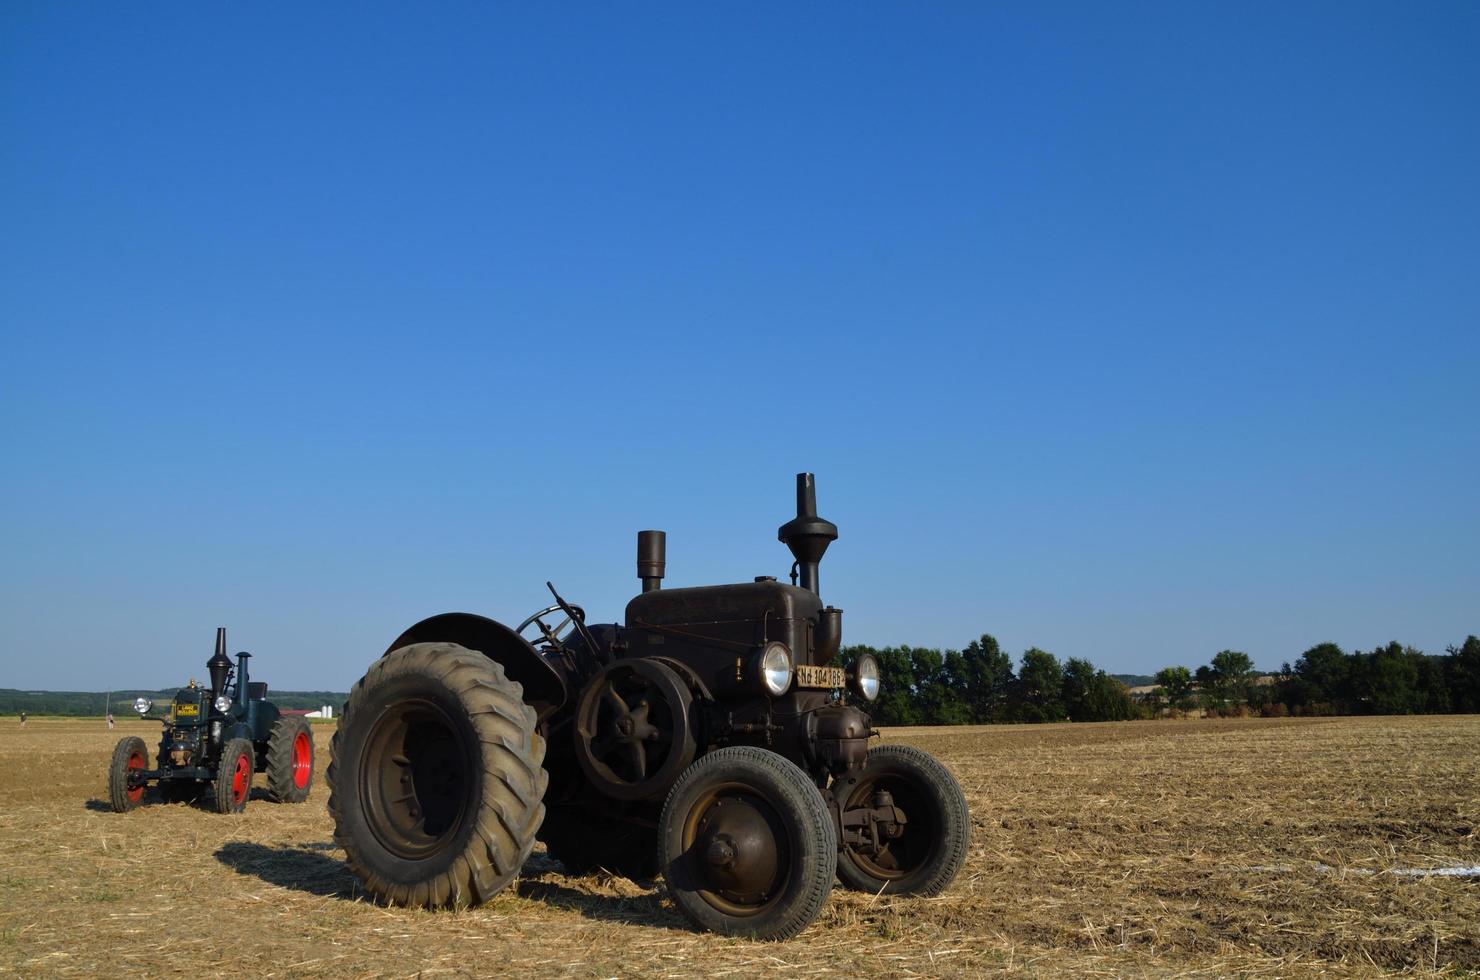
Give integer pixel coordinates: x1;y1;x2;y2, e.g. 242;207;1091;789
843;636;1141;725
843;634;1480;726
1173;636;1480;717
0;688;348;717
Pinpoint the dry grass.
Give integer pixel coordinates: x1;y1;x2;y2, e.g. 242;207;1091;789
1;715;1476;977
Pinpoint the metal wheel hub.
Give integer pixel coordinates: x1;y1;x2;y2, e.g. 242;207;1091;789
292;732;312;789
840;771;930;878
689;793;784;906
360;700;475;860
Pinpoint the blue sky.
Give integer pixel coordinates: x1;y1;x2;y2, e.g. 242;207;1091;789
2;4;1476;690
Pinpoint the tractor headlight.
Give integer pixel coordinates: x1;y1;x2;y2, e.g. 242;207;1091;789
849;653;881;702
756;641;794;696
133;697;152;715
214;695;232;714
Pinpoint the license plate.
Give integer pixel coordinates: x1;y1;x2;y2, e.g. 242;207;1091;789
176;704;199;716
795;665;845;689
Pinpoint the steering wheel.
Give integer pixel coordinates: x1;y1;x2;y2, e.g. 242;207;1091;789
516;602;586;648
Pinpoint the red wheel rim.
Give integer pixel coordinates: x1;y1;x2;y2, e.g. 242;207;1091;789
232;752;251;803
126;751;146;803
292;731;312;789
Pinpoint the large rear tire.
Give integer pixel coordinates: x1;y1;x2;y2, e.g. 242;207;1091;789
108;736;149;813
657;746;836;940
214;738;255;814
328;642;548;908
265;715;315;803
834;744;969;896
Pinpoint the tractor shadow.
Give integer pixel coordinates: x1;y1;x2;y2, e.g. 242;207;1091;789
82;787;277;813
215;841;360;897
514;854;681;929
215;843;682;928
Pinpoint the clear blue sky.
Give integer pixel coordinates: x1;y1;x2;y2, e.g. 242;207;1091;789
2;4;1476;691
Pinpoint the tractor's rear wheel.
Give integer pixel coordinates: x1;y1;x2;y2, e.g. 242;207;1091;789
328;643;548;908
108;736;149;812
214;738;255;814
833;744;969;896
657;746;836;940
266;715;315;803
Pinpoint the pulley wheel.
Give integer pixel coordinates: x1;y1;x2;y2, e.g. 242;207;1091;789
574;658;695;801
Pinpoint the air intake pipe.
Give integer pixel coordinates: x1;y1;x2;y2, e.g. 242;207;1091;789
234;651;252;706
778;472;838;595
637;530;666;593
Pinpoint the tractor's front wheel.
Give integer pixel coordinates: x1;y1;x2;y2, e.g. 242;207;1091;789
107;736;149;812
833;744;969;896
265;715;315;803
214;738;255;814
328;643;548;908
657;746;836;940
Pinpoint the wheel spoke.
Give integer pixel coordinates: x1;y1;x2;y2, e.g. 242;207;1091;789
625;741;647;780
603;687;631;718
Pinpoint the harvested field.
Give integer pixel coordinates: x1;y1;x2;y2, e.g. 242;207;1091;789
1;715;1476;977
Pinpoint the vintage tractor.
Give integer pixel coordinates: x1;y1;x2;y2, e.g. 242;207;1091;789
328;474;969;939
107;628;316;813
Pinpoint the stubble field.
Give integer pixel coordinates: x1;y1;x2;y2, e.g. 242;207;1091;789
0;714;1476;977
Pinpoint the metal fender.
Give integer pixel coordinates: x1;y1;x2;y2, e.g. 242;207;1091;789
383;612;568;720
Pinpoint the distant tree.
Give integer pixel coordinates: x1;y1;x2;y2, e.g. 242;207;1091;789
1412;650;1451;714
1290;642;1351;713
1447;636;1480;713
1078;669;1137;721
912;647;971;725
932;650;975;725
1060;657;1096;721
1358;641;1421;714
1209;650;1255;706
1194;664;1220;711
1154;666;1195;712
1012;648;1066;723
959;634;1015;723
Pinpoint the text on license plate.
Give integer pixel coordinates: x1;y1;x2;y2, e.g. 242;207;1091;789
795;665;845;689
176;704;199;716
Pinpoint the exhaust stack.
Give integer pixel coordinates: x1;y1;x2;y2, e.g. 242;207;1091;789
637;530;666;593
778;472;837;595
207;627;232;696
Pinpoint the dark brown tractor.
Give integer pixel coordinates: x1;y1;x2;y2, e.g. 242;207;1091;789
327;474;969;939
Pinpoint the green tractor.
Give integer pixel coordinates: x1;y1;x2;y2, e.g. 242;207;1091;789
107;628;316;813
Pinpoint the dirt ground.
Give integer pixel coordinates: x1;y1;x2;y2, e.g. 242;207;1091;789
0;715;1475;977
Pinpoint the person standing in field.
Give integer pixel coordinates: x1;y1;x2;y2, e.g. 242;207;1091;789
107;712;115;730
19;712;26;727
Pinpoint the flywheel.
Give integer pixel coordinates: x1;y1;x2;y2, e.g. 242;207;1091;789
574;658;696;801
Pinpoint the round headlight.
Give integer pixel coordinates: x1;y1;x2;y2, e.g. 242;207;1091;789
850;653;881;702
214;695;233;713
758;641;794;696
133;697;152;715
